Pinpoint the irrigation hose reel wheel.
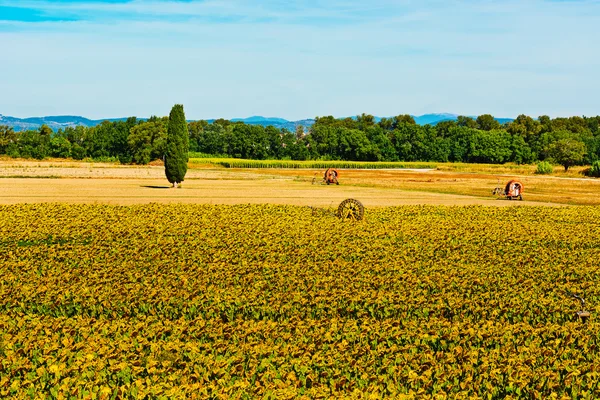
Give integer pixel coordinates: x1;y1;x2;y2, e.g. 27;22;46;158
324;168;340;185
504;180;524;201
337;198;365;221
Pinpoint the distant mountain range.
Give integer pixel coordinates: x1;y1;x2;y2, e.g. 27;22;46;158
0;114;132;132
0;113;514;132
209;117;316;132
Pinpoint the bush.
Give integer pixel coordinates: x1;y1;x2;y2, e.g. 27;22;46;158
71;144;86;160
91;156;120;163
583;160;600;177
5;143;20;158
536;161;553;175
118;154;133;164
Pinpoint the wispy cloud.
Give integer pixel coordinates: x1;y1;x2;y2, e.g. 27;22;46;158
0;0;428;25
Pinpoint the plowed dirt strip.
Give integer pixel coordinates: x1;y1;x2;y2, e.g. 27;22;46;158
0;178;565;206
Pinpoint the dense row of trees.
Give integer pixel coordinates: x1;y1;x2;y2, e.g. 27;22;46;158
1;114;599;169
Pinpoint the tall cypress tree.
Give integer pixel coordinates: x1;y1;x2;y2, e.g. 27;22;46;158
165;104;189;187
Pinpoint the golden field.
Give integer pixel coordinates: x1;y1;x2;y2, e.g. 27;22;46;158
1;203;600;398
1;159;600;398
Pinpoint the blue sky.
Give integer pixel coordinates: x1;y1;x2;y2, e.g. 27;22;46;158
1;0;599;120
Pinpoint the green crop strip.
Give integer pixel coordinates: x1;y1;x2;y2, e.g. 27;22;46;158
189;158;437;169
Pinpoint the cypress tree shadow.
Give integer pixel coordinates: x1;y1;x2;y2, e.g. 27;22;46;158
141;185;171;189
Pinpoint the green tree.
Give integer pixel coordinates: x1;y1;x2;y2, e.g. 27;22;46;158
313;115;357;130
469;129;512;164
288;137;311;160
313;115;337;127
128;118;167;165
378;117;394;131
17;125;52;159
422;125;450;162
85;121;113;159
0;125;17;155
435;120;457;137
188;120;209;153
447;126;476;162
212;118;231;128
295;125;305;140
393;114;416;126
366;126;397;161
265;126;283;158
510;134;534;164
229;124;270;159
476;114;500;131
507;114;541;138
551;116;590;135
339;117;358;129
545;138;586;171
457;116;478;129
165;104;189;187
194;123;230;156
356;113;376;130
390;123;428;161
337;128;375;160
586;116;600;134
111;117;138;164
50;130;72;158
309;125;341;159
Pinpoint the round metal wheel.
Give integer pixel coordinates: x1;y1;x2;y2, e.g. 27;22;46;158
337;198;364;221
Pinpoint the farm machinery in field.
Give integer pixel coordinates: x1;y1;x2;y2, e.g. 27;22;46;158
309;167;363;220
492;179;524;200
309;198;365;221
313;168;340;185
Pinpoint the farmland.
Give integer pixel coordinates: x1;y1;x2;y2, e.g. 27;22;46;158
0;159;599;206
1;159;600;398
1;203;600;398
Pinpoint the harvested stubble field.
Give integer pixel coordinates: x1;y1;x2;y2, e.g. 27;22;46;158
1;159;598;206
1;204;600;398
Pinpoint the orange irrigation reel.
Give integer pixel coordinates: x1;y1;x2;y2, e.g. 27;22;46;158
313;168;340;185
323;168;339;185
492;179;524;200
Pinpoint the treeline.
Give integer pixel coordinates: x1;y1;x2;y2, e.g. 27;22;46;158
1;114;599;169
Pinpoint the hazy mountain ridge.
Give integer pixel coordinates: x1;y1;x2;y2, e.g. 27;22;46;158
0;114;130;131
0;113;514;132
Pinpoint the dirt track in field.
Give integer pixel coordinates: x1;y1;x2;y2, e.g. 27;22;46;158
0;177;563;207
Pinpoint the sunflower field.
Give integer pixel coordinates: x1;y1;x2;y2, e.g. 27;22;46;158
1;204;599;399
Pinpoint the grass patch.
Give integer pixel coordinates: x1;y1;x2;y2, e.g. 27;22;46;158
435;162;592;177
188;159;594;177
